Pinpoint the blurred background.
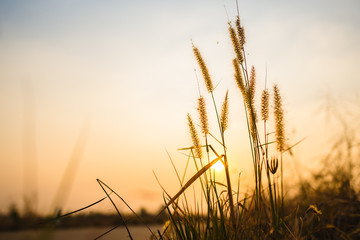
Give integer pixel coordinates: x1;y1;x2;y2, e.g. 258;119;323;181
0;0;359;217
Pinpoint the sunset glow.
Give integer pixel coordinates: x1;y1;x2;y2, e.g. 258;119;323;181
0;0;359;218
211;160;225;172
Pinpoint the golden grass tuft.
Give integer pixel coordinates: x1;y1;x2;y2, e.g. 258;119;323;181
248;66;257;112
192;45;214;93
236;16;246;47
233;58;246;98
247;66;257;138
197;96;209;135
187;113;202;159
220;90;229;132
273;84;285;152
229;23;244;63
261;89;269;121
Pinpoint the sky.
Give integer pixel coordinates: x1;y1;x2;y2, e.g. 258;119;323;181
0;0;359;215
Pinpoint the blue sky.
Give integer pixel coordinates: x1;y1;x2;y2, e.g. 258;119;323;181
0;0;359;214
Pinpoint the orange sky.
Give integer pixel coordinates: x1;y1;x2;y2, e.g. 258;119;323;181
0;0;359;215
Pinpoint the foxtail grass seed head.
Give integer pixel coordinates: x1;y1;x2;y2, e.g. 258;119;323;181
220;91;229;132
246;66;257;139
267;156;279;174
247;66;257;113
197;96;209;135
233;58;246;98
249;66;256;105
229;23;244;63
187;113;202;159
248;113;257;140
273;84;285;152
192;45;214;93
236;16;246;47
261;89;270;121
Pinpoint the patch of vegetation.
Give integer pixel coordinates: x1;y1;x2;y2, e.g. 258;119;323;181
7;6;359;240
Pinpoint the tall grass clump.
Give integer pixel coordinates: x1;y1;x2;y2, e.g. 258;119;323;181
159;14;293;239
38;12;299;240
35;7;360;240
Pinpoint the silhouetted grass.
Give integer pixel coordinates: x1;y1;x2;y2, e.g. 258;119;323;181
286;96;360;239
157;13;288;239
151;12;360;240
5;6;360;240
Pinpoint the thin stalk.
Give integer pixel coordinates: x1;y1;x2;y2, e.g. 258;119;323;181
96;180;133;240
210;91;236;228
190;149;208;204
280;152;284;216
240;57;263;236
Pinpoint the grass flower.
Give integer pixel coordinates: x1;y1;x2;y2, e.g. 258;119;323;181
261;89;269;121
193;45;214;93
197;96;209;135
187;113;202;159
236;16;246;47
220;91;229;132
273;84;285;152
229;23;244;63
267;156;279;174
233;58;246;98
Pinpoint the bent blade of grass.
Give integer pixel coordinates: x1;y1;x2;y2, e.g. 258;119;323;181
96;179;133;240
167;150;186;187
37;196;108;225
96;179;159;240
160;155;224;212
153;171;187;218
94;224;123;240
164;196;186;240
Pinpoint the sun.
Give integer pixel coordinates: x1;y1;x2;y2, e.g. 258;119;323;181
211;160;225;172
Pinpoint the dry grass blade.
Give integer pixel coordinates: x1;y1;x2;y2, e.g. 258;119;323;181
208;144;221;158
94;224;123;240
179;144;221;159
284;137;306;155
37;196;108;225
153;171;172;200
96;179;158;240
96;179;133;240
161;155;224;211
167;150;182;185
153;171;186;217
